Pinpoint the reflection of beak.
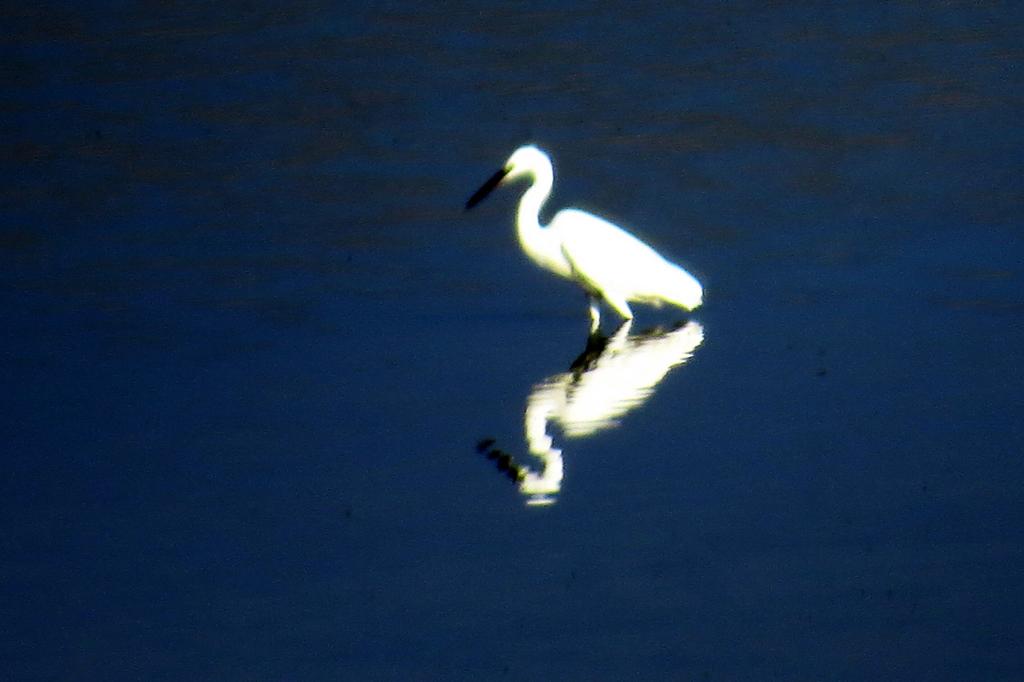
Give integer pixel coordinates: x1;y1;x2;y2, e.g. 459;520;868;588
465;167;510;210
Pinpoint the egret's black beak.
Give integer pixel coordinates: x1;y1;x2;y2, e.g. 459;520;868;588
465;167;510;210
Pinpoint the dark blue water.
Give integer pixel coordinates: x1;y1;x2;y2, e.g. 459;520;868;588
3;2;1023;679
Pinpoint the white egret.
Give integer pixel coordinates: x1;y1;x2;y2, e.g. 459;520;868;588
466;145;704;329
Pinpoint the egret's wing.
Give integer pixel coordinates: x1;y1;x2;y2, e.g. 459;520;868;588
553;209;664;296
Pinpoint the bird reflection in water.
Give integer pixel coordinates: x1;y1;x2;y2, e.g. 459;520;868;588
477;319;704;506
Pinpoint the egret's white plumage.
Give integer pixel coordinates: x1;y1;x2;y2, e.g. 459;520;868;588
467;145;703;328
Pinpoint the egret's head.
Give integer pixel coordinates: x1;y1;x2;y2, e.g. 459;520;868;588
465;144;552;210
503;145;551;182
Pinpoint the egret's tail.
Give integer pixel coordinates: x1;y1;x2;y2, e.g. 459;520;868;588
663;262;704;311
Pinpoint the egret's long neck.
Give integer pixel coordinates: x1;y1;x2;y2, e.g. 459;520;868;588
515;163;556;260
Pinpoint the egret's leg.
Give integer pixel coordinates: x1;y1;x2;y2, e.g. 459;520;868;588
608;318;632;350
603;293;633;322
588;298;601;334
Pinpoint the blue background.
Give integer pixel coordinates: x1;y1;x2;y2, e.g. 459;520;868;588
2;2;1023;679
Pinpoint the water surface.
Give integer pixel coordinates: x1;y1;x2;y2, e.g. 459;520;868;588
2;2;1023;679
